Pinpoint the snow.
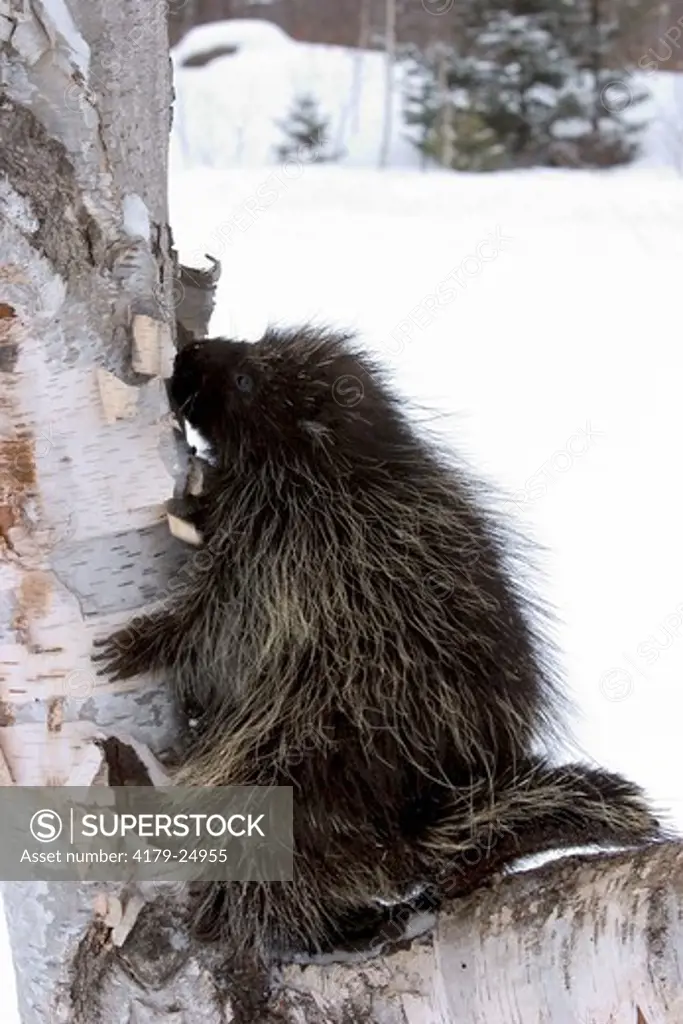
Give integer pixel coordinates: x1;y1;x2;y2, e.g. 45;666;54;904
174;18;294;60
41;0;90;76
171;20;417;170
3;17;683;1014
638;71;683;170
121;193;151;241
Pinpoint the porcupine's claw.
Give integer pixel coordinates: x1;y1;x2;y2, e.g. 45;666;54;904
91;631;139;681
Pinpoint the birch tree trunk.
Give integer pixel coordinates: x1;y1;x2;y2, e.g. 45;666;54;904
0;0;183;1019
436;48;454;170
1;3;682;1024
350;0;370;135
378;0;396;167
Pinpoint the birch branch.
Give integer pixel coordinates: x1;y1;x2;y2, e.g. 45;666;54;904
272;843;683;1024
68;842;683;1024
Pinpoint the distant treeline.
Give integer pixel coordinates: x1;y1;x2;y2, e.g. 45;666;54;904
169;0;683;73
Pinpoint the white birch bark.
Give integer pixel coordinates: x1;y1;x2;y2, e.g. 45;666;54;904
378;0;396;167
0;0;182;1019
436;48;454;170
350;0;370;135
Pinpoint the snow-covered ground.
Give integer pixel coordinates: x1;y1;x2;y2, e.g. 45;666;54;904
3;18;683;1019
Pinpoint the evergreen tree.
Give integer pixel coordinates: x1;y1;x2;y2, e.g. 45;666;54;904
560;0;648;167
399;0;649;171
274;93;344;164
455;7;590;167
401;45;444;169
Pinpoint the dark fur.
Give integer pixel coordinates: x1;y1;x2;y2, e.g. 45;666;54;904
94;325;666;958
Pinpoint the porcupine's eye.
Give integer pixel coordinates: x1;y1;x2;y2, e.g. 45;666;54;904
234;372;253;394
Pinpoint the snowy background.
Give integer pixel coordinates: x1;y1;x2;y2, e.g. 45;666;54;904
3;17;683;1017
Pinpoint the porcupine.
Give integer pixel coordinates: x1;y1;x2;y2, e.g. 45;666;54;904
93;324;666;959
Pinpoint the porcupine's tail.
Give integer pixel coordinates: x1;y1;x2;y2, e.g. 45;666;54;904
409;755;670;903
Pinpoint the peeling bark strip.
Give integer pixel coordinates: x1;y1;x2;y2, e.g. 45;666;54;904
175;256;222;341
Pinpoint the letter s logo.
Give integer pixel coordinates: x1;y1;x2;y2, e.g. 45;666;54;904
30;809;63;843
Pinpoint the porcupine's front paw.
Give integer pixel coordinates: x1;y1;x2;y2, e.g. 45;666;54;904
91;623;158;682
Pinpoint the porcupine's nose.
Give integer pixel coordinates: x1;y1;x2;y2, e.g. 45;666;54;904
169;343;203;416
172;341;205;389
